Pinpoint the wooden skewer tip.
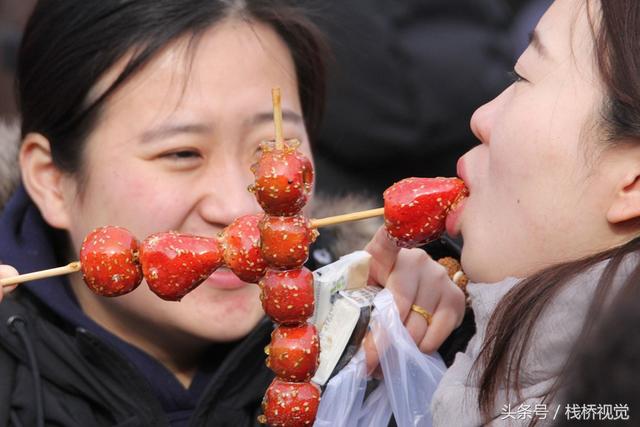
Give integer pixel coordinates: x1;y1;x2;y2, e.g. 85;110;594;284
271;87;284;149
1;261;82;287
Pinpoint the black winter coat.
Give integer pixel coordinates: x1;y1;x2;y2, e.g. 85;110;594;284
0;185;349;427
0;290;274;427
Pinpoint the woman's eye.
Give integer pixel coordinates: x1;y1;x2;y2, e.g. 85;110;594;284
157;150;203;169
508;69;527;83
162;150;201;160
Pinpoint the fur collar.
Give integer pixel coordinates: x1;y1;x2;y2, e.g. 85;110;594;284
0;118;20;206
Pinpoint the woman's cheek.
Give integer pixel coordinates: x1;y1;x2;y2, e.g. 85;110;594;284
103;174;187;232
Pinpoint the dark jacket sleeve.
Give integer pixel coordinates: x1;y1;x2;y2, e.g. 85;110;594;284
0;347;17;426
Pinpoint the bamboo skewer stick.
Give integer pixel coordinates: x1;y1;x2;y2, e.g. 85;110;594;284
0;207;386;288
272;87;285;150
309;207;384;229
1;262;82;288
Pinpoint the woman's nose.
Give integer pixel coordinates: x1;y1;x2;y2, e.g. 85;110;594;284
198;162;261;228
470;94;501;145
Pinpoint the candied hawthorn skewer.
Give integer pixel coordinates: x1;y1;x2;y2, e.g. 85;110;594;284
79;226;144;297
249;89;313;216
383;177;468;248
0;226;143;296
259;378;321;427
259;268;315;324
139;231;224;301
257;88;320;427
220;214;269;284
249;138;313;216
0;226;225;300
309;176;469;248
266;322;320;382
1;177;468;289
259;215;318;270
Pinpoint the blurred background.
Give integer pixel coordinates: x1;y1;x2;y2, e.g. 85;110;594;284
305;0;551;199
0;0;551;199
0;0;31;116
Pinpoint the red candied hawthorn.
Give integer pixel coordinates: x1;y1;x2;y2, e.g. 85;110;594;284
259;215;318;270
259;267;314;324
266;323;319;382
259;378;321;427
221;214;268;283
79;226;143;297
139;231;223;301
249;139;314;216
383;177;468;248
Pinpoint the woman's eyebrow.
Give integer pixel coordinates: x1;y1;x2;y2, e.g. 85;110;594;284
140;123;213;143
245;110;303;128
138;110;303;143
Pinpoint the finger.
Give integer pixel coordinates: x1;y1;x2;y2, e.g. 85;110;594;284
371;364;383;380
419;308;458;354
362;332;380;376
364;250;423;376
404;309;429;346
419;288;466;353
364;226;400;285
405;286;440;346
0;265;20;295
383;249;430;321
402;260;444;348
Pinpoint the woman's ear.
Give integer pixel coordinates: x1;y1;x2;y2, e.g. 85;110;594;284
606;173;640;224
20;133;74;230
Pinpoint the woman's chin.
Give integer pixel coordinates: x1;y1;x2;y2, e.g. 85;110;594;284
179;283;264;341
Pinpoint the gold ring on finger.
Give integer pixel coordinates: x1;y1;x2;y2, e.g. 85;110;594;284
410;304;432;326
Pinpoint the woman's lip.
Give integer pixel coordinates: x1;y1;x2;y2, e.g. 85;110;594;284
442;157;470;237
205;269;250;290
445;197;466;237
456;157;468;183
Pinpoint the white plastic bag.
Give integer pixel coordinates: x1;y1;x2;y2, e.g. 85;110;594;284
314;288;446;427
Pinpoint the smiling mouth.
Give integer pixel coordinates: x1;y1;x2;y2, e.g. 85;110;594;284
205;269;251;290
